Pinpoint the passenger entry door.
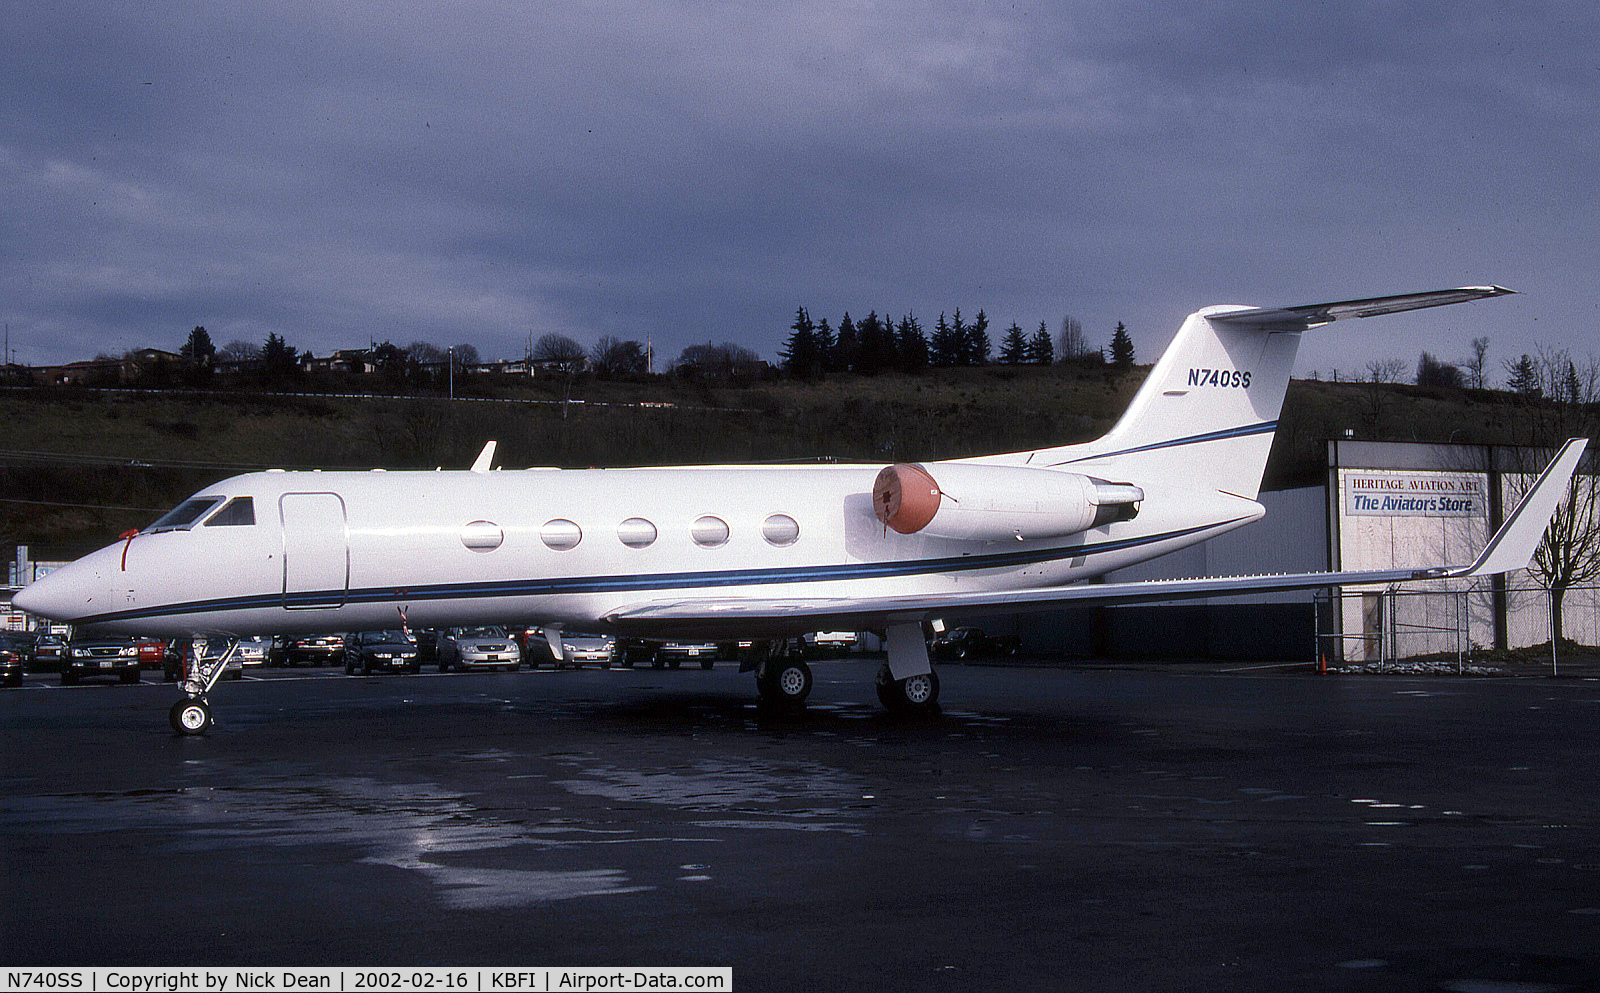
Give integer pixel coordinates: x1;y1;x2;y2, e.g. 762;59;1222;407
280;492;349;609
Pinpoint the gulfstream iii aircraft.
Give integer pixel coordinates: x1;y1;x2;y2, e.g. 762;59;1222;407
14;286;1588;734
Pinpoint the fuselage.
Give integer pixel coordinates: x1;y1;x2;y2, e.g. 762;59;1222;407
18;462;1262;639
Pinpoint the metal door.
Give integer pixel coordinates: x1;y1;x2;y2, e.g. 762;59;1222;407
280;492;349;609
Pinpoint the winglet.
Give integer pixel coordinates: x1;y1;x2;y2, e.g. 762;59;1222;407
471;440;497;473
1450;438;1588;578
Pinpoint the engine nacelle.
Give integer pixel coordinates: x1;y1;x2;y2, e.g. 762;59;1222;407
872;462;1143;542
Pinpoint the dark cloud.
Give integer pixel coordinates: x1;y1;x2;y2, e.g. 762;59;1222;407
3;1;1596;382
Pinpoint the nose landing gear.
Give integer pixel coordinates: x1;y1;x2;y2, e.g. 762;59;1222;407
170;637;240;736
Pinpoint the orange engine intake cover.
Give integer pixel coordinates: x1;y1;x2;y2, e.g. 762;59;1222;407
873;463;942;534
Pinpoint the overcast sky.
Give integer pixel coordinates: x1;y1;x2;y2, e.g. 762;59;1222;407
4;1;1596;380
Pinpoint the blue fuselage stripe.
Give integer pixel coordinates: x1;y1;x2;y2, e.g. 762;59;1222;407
1048;421;1276;466
75;520;1242;626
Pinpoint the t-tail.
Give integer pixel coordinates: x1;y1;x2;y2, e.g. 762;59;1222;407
1003;287;1514;498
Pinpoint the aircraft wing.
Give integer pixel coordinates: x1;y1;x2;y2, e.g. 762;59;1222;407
1208;286;1515;332
604;438;1587;637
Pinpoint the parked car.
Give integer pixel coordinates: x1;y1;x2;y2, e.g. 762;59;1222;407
281;633;346;667
554;631;615;668
163;638;245;682
802;631;858;656
929;626;1020;660
0;633;27;687
411;628;440;663
655;640;719;670
235;635;270;669
61;635;141;685
344;630;421;675
31;633;66;671
134;637;168;670
436;626;521;672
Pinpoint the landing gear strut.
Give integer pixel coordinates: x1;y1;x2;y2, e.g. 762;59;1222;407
170;636;239;736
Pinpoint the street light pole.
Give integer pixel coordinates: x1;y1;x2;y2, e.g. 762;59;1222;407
448;346;454;400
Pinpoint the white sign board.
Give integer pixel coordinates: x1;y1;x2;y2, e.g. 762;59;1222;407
1343;471;1486;518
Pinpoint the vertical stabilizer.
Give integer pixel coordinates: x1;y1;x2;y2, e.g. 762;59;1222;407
998;287;1513;499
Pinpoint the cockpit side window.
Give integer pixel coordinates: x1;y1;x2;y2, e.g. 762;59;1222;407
146;497;225;532
204;497;256;527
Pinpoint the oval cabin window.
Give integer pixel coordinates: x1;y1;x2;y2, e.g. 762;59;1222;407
691;515;729;548
461;520;504;552
617;517;657;549
762;514;800;546
541;519;583;551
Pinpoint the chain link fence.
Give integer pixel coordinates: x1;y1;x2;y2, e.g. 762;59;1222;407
1315;582;1600;675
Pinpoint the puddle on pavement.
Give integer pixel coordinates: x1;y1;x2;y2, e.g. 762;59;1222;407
1;763;658;909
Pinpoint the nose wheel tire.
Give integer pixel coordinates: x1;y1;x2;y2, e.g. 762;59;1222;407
757;658;813;708
876;664;940;713
169;697;213;735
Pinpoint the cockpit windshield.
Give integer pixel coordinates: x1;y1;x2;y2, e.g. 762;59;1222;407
146;497;225;532
203;497;255;527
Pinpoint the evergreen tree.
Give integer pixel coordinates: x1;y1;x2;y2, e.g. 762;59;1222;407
855;311;891;375
966;309;991;365
780;306;823;379
931;313;958;367
1028;322;1054;365
999;322;1028;364
180;326;215;365
1109;321;1135;367
1416;351;1463;388
262;332;299;380
814;317;835;370
1505;354;1542;397
832;313;859;373
897;314;928;371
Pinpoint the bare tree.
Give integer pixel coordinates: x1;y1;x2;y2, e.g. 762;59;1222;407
1057;314;1092;363
1366;358;1407;383
406;341;446;365
1354;358;1409;436
591;337;647;377
1502;348;1600;649
219;340;261;362
672;342;761;380
1464;336;1490;390
532;333;587;375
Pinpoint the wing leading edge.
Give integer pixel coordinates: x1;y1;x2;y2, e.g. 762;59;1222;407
603;438;1587;638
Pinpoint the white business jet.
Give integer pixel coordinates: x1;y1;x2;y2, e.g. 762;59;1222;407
14;286;1587;735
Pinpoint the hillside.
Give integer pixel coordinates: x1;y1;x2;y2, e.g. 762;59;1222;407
0;368;1565;558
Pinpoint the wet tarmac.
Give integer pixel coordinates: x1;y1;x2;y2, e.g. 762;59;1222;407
3;660;1600;992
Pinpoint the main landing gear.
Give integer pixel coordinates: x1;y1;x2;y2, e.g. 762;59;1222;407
875;664;940;714
755;652;813;709
169;636;239;736
747;621;943;714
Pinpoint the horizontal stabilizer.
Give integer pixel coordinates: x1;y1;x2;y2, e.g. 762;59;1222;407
1208;286;1514;332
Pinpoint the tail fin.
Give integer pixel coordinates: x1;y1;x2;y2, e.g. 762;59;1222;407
1017;287;1514;498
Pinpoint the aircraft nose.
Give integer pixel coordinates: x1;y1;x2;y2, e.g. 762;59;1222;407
12;561;94;623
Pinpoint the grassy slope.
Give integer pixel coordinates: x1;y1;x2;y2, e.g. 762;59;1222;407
0;369;1554;558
